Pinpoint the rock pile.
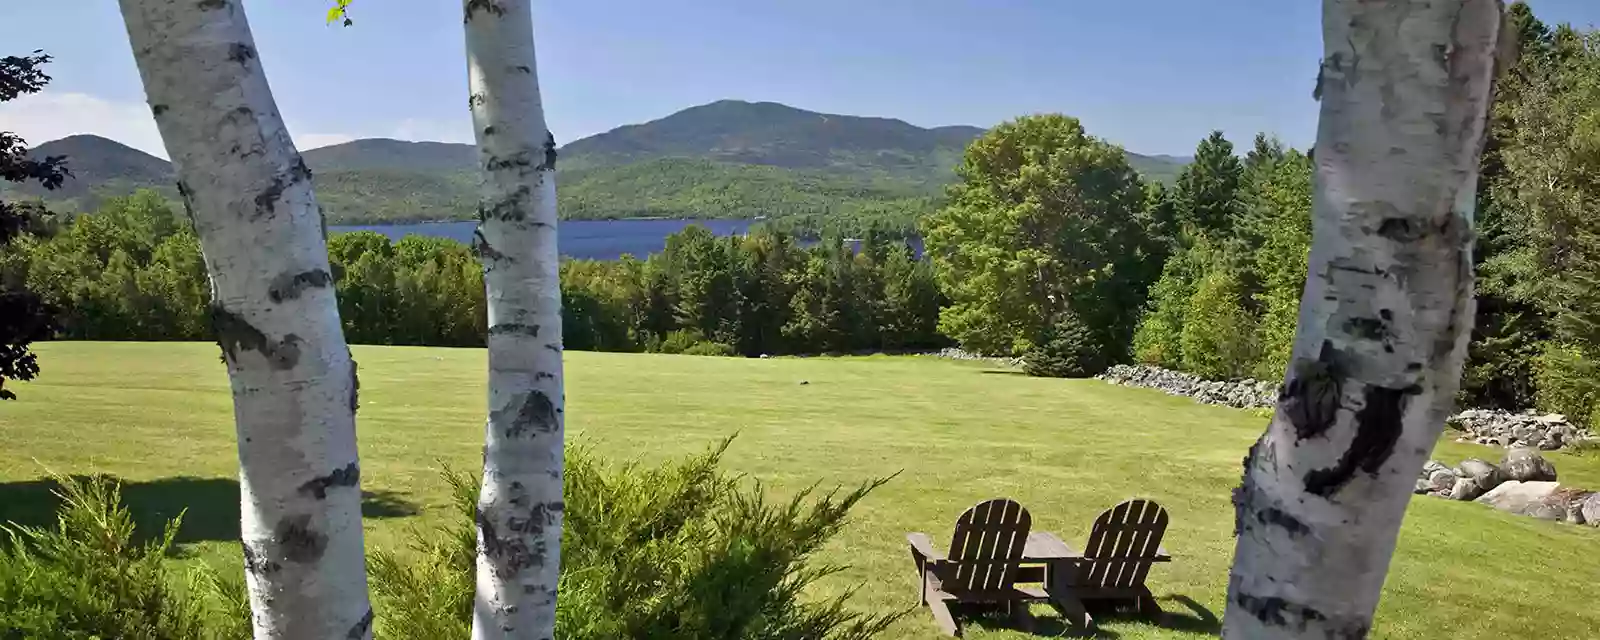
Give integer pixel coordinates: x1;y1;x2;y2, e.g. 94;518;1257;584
934;347;1025;369
1096;364;1276;409
1416;447;1600;526
1447;408;1592;451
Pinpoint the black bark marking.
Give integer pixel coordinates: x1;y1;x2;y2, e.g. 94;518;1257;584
276;514;328;563
486;151;533;172
227;43;256;65
464;0;505;21
1280;342;1346;441
175;180;197;228
538;132;558;171
1234;593;1328;631
197;0;228;9
473;229;506;261
1379;309;1393;321
499;390;559;438
483;125;497;137
1343;317;1389;342
476;500;564;578
544;343;562;353
1303;384;1419;497
1256;506;1311;537
1232;437;1263;536
489;323;540;338
242;542;279;575
151;104;169;117
267;269;332;303
1377;217;1421;242
480;185;532;222
535;371;555;381
298;461;360;499
349;357;360;412
254;157;312;218
211;306;302;370
468;93;486;108
347;608;375;639
514;65;532;74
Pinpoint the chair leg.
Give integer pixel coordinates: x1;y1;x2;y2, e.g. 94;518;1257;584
1136;585;1163;618
1050;592;1095;633
928;597;962;637
1007;601;1035;633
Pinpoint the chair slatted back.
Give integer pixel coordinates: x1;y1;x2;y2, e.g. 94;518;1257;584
940;498;1032;593
1072;499;1169;590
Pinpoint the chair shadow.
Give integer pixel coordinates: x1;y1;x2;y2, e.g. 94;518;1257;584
964;594;1219;638
0;474;420;545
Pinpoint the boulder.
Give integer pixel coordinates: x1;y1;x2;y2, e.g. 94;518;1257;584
1475;480;1562;518
1422;460;1449;479
1450;477;1482;501
1582;493;1600;527
1427;469;1460;493
1414;478;1432;495
1455;458;1505;492
1501;447;1558;482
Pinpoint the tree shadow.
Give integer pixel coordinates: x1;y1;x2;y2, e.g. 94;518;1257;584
979;369;1029;376
0;474;419;545
964;594;1219;638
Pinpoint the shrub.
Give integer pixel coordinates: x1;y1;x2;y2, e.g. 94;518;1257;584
1180;267;1258;380
0;474;211;639
371;438;901;640
1534;342;1600;429
1024;310;1108;378
655;329;736;357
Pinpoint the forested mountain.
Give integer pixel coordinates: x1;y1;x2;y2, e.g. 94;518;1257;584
8;100;1187;227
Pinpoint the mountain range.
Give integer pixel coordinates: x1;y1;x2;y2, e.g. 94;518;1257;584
9;100;1188;227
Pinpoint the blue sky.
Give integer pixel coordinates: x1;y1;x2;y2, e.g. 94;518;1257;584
3;1;1597;159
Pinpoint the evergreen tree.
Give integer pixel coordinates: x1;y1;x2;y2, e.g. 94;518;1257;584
1174;130;1244;238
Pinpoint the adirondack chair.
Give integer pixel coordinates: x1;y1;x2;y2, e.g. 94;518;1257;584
906;498;1048;637
1042;498;1172;630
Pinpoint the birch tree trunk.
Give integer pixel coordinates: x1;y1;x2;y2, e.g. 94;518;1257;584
119;2;373;638
463;1;566;637
1224;1;1503;638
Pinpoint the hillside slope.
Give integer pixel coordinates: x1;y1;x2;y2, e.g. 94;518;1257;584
9;101;1188;225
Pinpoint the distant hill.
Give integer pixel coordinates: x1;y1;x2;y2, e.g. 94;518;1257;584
8;100;1188;226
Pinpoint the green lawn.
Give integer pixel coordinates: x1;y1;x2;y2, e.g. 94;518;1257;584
3;342;1598;639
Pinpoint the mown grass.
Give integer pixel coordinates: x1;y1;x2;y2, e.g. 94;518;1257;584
2;342;1598;639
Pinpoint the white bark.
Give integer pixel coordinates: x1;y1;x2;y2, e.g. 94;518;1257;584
463;1;565;638
1224;1;1502;638
118;2;372;638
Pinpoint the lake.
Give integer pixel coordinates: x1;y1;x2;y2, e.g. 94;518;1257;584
331;219;759;260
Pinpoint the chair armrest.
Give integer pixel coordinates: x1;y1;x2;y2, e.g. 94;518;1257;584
906;532;943;563
1153;545;1172;561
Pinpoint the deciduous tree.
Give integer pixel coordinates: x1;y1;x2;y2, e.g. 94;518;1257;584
1224;1;1503;637
117;0;374;637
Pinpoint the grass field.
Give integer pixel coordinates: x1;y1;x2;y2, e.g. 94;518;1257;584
3;342;1599;639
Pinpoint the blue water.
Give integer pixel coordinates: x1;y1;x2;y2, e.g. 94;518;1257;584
331;218;759;261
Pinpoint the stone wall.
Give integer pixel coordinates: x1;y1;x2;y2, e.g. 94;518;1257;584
1095;364;1276;409
1096;365;1597;451
1447;408;1593;451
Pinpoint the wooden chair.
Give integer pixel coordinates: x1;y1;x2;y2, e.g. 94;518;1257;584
1045;498;1172;630
906;498;1048;637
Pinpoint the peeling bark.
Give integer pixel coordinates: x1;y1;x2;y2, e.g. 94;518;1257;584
118;1;372;637
1222;1;1503;638
464;0;565;637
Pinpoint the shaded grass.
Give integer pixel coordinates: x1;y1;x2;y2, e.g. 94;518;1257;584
2;342;1598;638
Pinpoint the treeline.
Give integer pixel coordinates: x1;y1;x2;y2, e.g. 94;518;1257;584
0;190;945;356
1119;4;1600;430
